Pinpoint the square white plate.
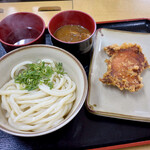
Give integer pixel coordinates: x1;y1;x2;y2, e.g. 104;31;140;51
86;28;150;122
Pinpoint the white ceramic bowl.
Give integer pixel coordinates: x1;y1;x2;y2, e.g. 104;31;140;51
0;44;88;137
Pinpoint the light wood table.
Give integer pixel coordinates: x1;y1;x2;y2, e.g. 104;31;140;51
1;0;150;150
1;0;150;26
0;1;73;26
73;0;150;22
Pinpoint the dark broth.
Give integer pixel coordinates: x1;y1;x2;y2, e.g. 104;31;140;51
54;25;91;42
5;27;40;45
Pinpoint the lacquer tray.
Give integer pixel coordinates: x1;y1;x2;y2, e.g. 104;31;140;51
1;19;150;150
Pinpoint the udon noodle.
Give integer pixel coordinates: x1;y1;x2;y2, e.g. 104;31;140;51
0;59;76;132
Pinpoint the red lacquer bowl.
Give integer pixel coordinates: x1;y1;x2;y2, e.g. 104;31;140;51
48;10;96;65
0;12;45;52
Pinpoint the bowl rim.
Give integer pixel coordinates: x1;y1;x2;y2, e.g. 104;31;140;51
48;10;97;44
0;12;46;47
0;44;88;137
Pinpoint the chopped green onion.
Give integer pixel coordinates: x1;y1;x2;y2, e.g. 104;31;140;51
15;61;65;91
55;62;65;75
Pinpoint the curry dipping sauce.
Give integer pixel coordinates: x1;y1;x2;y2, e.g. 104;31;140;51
53;25;91;42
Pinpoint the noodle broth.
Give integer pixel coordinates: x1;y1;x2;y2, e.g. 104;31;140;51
54;25;91;42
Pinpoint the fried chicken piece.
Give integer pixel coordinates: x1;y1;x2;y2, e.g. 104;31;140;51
99;43;150;92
